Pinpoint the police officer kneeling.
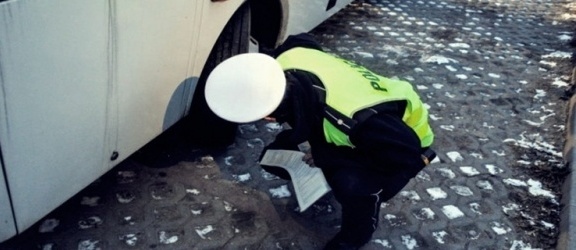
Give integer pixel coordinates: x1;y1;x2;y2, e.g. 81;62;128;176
204;33;435;250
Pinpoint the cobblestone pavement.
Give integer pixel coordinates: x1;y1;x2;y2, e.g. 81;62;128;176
1;0;575;249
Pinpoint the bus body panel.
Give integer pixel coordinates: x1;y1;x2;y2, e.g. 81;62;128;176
281;0;352;41
0;0;354;242
194;0;245;76
113;1;203;162
0;161;16;243
0;0;213;235
0;0;114;232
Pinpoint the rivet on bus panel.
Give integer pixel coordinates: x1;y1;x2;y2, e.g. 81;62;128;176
110;151;119;161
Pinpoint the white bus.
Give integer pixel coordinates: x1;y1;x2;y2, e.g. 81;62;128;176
0;0;353;242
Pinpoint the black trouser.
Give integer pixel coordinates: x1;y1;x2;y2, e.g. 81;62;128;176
322;164;413;246
259;131;418;246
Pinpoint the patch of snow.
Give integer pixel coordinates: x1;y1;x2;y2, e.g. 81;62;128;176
233;173;251;182
269;185;291;198
416;171;431;181
449;43;470;48
491;222;510;235
247;138;264;148
558;34;572;41
432;231;448;244
265;122;283;132
534;89;547;99
460;166;480;176
524;119;543;126
120;234;138;246
223;201;234;212
442;205;464;219
517;160;531;165
437;168;456;178
539;60;557;67
186;189;200;195
526;179;555;199
427;187;447;200
399;190;421;201
422;55;459;64
373;239;392;248
470;153;483;159
261;169;280;181
485;164;504;175
510;240;542;250
541;220;555;229
503;178;526;187
432;83;444;89
492;150;506;156
445;65;458;72
450;186;474;196
502;203;520;215
476;180;494;190
469;203;482;215
504;178;556;199
354;51;374;58
429;114;442;121
224;156;234;166
384;214;396;220
541;51;572;59
503;132;562;157
158;230;180;244
440;125;454;132
446;151;463;162
78;240;100;250
414;208;435;220
401;235;419;249
552;77;569;87
195;225;215;240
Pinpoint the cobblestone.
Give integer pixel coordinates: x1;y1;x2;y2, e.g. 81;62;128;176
0;0;574;249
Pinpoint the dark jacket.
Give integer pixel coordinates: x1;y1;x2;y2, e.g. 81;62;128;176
265;33;426;177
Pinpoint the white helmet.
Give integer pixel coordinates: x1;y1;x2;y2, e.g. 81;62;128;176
205;53;286;123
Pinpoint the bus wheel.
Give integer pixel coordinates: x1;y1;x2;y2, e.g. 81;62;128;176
186;4;251;148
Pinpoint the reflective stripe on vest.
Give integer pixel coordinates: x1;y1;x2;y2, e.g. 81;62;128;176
276;48;434;147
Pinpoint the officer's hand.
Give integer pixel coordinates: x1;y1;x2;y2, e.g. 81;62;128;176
302;153;315;167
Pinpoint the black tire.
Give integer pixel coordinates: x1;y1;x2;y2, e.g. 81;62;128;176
186;4;251;148
131;5;252;166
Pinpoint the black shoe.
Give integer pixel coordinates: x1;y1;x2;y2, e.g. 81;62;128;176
323;235;361;250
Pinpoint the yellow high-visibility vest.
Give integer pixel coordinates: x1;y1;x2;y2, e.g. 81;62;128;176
276;47;434;147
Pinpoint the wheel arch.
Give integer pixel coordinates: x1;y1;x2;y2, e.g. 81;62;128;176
185;0;288;148
248;0;285;50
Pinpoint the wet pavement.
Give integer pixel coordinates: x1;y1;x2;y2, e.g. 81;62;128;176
1;0;576;249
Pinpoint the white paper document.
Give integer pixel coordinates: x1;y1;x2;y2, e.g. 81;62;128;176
260;149;331;212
